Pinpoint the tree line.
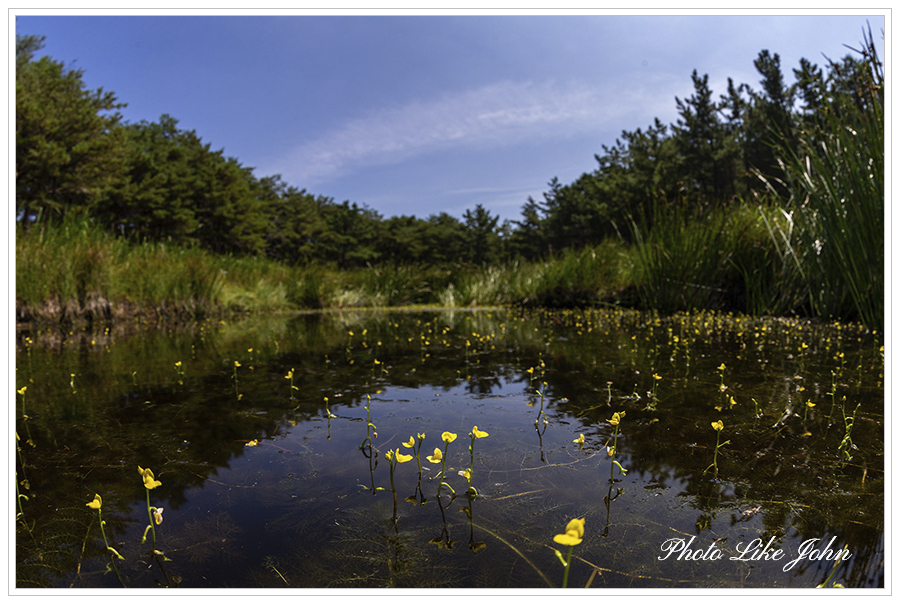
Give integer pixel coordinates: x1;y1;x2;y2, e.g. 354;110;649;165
16;31;879;268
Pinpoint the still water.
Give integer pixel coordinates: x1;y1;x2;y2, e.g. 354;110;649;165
15;308;884;589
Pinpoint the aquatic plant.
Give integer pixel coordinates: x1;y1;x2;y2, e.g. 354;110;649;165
86;494;126;586
646;372;662;411
553;517;585;588
359;394;379;471
534;381;549;426
138;466;163;548
703;420;730;477
573;434;585;450
607;411;627;481
838;399;861;464
462;426;489;497
402;433;427;504
428;432;457;500
816;545;849;588
384;448;413;523
17;386;28;420
803;400;815;422
284;368;298;400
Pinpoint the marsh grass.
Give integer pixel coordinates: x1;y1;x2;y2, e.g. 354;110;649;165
628;201;753;313
757;27;883;329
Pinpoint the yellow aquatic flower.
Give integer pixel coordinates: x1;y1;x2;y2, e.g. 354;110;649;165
153;507;164;525
138;466;162;490
458;468;471;481
395;451;413;463
608;412;624;426
718;363;726;371
402;436;416;448
471;426;489;438
17;386;26;395
573;434;585;445
806;401;816;408
246;439;259;447
426;448;443;464
234;361;241;368
553;518;585;546
441;431;457;443
711;420;724;432
86;494;102;510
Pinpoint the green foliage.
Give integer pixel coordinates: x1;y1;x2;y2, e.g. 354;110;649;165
16;34;127;225
15;30;883;328
98;115;268;256
757;26;883;329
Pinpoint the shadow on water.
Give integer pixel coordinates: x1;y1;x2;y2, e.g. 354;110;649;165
15;308;884;588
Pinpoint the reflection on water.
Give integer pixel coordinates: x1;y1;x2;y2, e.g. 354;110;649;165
15;309;884;588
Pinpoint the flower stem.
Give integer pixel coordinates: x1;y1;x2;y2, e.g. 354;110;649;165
145;490;157;547
562;545;574;588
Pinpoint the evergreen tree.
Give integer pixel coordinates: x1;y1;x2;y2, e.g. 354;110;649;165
463;204;500;265
743;50;797;184
16;34;127;225
99;115;267;255
672;70;737;204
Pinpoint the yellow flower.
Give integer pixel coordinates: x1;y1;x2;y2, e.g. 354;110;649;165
153;507;164;525
402;436;416;448
246;439;259;447
175;361;182;368
17;386;26;395
458;468;471;481
138;466;162;490
553;518;585;546
395;451;413;463
385;449;394;462
471;426;489;438
417;432;426;441
234;361;241;368
806;401;816;408
426;448;443;464
573;434;585;445
441;431;457;443
653;373;662;380
718;363;726;371
86;494;102;510
284;369;293;379
711;420;724;432
608;411;624;426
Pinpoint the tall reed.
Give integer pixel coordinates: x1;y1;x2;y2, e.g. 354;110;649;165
758;27;883;329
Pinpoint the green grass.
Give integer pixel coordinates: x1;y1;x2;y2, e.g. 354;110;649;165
758;31;883;329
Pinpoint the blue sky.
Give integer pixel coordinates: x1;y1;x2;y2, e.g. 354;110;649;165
14;11;886;223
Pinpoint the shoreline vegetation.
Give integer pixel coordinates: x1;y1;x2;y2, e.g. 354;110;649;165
16;27;883;332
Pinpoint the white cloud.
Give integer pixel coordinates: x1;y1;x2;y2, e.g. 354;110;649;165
263;80;611;186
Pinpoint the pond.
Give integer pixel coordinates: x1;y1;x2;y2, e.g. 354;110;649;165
14;308;884;589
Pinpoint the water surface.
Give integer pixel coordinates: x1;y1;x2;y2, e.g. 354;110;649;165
15;308;884;588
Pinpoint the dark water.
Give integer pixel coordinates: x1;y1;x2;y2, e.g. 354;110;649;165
14;308;884;589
